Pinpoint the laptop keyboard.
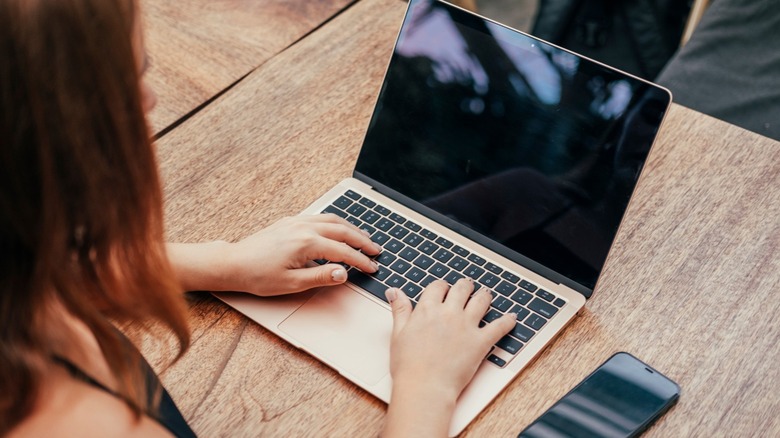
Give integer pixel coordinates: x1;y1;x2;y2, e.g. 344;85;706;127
318;190;567;368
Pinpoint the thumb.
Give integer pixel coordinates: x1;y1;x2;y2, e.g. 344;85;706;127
386;288;412;337
292;264;349;290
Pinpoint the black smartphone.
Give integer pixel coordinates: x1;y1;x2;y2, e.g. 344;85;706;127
518;352;680;438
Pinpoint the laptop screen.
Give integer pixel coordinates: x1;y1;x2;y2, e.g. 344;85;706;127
355;0;670;294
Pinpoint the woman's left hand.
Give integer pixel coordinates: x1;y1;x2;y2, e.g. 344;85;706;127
167;214;381;296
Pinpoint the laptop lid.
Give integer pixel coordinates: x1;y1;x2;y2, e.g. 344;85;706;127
353;0;671;298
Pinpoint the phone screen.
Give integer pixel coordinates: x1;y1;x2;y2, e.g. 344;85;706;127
519;352;680;438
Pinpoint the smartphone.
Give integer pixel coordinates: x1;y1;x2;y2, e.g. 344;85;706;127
518;352;680;438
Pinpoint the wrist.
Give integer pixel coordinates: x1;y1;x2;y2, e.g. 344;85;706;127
167;241;234;292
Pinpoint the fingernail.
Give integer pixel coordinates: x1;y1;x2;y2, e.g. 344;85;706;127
361;229;371;236
385;288;398;303
373;243;383;253
331;268;347;282
371;261;379;271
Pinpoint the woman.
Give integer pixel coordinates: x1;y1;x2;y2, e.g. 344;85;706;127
0;0;515;436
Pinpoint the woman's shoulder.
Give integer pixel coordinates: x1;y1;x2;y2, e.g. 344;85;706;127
8;365;173;438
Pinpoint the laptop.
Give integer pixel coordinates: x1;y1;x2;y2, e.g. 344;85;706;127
216;0;671;435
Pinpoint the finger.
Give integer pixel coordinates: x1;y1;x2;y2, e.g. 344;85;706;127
417;280;450;306
464;287;494;321
313;240;379;273
386;288;412;337
443;278;475;309
314;222;382;256
481;312;516;344
285;264;350;291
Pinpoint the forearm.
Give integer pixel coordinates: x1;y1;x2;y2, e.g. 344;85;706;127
383;379;458;438
166;241;234;292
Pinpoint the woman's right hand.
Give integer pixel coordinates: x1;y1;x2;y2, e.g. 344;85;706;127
382;278;516;437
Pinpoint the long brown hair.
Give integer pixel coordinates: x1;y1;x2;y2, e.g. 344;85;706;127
0;0;190;433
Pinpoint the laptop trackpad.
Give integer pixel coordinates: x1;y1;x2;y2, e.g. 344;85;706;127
277;286;392;386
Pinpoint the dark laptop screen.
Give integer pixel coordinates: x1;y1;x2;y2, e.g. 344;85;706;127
355;0;670;293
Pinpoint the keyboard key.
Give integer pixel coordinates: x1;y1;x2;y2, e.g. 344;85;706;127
496;336;523;355
485;262;503;275
510;305;530;321
405;221;421;232
487;354;506;367
346;216;362;227
402;233;423;247
386;274;407;288
390;260;412;274
399;247;420;262
401;283;422;298
433;248;454;263
419;229;438;240
389;225;410;239
452;245;470;257
374;205;391;215
429;263;450;278
370;231;390;246
344;190;361;200
444;271;464;285
524;313;547;331
553;298;566;308
334;195;353;209
519;280;538;292
492;296;513;312
358;198;376;208
389;213;406;224
536;289;555;302
385;239;404;254
377;252;396;266
447;256;468;271
348;270;388;302
404;267;426;283
322;206;348;219
467;254;486;266
374;266;392;281
418;241;439;255
528;298;558;318
463;265;485;280
346;204;367;217
413;254;434;270
510;290;533;305
480;272;501;288
420;275;437;288
501;272;520;283
496;281;517;296
376;218;394;231
435;237;454;248
483;309;502;323
360;211;380;224
510;323;535;342
313;259;328;265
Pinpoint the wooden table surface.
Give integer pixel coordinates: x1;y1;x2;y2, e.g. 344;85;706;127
140;0;780;436
141;0;354;135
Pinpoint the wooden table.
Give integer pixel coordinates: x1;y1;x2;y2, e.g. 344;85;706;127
141;0;780;436
141;0;353;135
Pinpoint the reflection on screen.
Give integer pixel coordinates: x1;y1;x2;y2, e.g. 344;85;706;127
518;354;677;437
355;0;669;290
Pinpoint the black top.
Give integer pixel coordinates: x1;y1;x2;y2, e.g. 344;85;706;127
52;354;197;438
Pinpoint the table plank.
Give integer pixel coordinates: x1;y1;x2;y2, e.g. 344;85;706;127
141;0;354;134
149;0;780;435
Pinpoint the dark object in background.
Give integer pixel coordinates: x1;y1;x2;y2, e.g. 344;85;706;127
531;0;693;80
656;0;780;141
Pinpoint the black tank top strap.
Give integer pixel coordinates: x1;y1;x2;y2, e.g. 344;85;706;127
51;351;197;438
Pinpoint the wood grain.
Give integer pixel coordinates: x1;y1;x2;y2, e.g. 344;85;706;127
146;0;780;436
140;0;355;134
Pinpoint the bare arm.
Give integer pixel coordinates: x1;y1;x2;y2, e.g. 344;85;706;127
166;214;381;295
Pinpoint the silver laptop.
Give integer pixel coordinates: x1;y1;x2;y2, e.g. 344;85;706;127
216;0;671;435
